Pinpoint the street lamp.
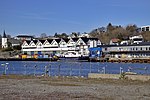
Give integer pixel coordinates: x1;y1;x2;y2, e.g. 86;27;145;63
24;64;27;75
120;67;123;74
102;66;106;74
1;63;9;75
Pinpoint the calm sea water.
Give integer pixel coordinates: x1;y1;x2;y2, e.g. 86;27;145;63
0;60;149;77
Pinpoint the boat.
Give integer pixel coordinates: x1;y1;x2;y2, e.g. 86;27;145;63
64;52;81;58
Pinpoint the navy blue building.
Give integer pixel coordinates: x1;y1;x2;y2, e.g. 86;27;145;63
89;47;102;61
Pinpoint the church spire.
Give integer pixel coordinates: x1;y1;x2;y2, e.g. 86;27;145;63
3;30;7;38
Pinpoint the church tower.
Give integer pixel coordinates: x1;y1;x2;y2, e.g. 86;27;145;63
2;30;8;48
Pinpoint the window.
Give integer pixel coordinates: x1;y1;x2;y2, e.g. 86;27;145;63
146;47;148;51
136;48;138;51
140;47;142;51
142;28;145;31
130;48;132;51
146;27;149;31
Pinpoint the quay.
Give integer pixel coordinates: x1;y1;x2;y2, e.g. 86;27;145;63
0;58;58;61
107;58;150;63
88;73;150;81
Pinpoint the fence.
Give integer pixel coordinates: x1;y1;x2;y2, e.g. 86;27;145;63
0;61;149;77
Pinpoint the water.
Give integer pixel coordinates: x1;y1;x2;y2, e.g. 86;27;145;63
0;60;150;77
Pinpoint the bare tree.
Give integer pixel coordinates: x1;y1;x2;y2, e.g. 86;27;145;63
40;33;47;38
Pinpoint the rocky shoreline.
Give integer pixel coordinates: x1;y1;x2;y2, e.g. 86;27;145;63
0;75;150;100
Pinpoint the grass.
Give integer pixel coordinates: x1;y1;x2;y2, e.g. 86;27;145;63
0;75;150;86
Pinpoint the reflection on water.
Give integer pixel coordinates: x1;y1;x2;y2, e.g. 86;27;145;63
0;60;149;77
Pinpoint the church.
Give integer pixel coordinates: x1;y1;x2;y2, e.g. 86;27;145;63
1;30;21;49
1;30;8;48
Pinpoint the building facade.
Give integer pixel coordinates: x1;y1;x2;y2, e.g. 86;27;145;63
21;37;101;58
141;25;150;31
101;42;150;59
15;35;34;41
2;30;8;48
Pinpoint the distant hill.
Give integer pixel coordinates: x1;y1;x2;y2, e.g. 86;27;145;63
89;23;150;44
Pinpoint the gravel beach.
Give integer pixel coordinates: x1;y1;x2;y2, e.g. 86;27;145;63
0;75;150;100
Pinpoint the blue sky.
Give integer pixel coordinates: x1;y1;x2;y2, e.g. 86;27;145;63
0;0;150;37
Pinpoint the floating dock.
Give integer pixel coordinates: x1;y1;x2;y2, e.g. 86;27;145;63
0;58;58;61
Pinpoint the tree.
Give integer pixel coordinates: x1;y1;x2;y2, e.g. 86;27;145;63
61;33;68;38
71;32;78;37
40;33;47;38
107;23;115;33
6;35;11;39
142;31;150;42
126;24;138;35
54;33;58;38
54;33;68;38
98;27;106;33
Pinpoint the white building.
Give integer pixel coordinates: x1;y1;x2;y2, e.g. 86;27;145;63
1;31;22;49
2;30;8;48
21;37;101;57
129;35;143;44
141;25;150;31
102;42;150;59
15;35;34;41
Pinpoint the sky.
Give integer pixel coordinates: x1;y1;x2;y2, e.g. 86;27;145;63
0;0;150;37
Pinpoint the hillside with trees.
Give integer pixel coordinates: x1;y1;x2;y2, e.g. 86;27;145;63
89;23;150;44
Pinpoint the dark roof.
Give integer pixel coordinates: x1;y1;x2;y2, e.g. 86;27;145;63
55;39;61;43
80;37;99;43
47;39;53;44
72;38;79;42
39;40;45;44
3;30;7;38
33;40;38;44
88;38;98;41
17;35;34;38
63;38;69;43
26;40;31;45
80;37;89;43
8;38;21;44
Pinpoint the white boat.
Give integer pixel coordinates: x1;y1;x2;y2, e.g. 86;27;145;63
64;52;81;58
